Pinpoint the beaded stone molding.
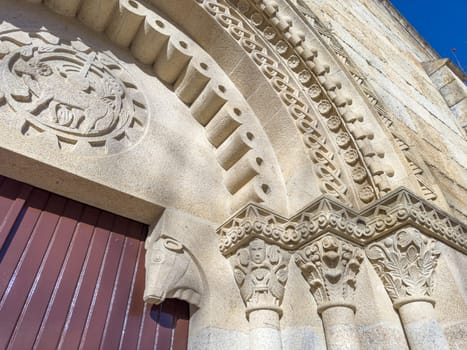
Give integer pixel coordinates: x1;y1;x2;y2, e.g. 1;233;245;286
217;187;467;256
29;0;412;210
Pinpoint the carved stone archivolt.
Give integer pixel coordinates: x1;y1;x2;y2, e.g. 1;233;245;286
0;30;148;155
366;227;441;308
24;0;421;213
295;236;364;312
232;238;290;317
204;0;401;207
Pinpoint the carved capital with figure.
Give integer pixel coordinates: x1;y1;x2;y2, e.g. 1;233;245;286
295;235;364;313
366;227;441;308
231;238;290;318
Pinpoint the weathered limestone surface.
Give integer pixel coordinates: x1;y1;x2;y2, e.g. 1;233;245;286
0;0;465;349
300;0;467;222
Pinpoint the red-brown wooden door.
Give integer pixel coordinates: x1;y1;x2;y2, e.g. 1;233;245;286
0;175;189;350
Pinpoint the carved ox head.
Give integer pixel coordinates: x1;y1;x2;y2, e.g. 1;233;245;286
144;235;202;307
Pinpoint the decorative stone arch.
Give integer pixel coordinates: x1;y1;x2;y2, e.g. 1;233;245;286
12;0;427;215
1;1;466;350
0;0;294;223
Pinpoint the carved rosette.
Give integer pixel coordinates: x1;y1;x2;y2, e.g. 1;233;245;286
231;238;290;318
295;236;364;313
0;30;148;155
366;227;441;308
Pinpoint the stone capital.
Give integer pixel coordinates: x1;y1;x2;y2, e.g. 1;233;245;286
231;238;290;318
295;235;364;313
366;227;441;307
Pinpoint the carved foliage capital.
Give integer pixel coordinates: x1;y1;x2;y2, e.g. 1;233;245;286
366;227;440;304
231;238;290;317
295;236;364;312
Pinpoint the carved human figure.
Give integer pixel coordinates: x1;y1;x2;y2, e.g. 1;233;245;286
232;238;290;315
295;236;364;350
250;238;266;264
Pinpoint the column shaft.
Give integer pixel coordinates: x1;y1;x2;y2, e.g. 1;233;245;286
321;306;361;350
397;301;449;350
249;309;282;350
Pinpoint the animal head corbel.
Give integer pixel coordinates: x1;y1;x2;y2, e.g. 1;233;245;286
144;234;203;307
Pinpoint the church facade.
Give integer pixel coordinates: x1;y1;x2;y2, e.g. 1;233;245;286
0;0;465;349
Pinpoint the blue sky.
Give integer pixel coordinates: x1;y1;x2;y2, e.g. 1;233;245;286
390;0;467;74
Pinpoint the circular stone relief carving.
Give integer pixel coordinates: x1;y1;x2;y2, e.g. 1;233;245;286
0;31;148;155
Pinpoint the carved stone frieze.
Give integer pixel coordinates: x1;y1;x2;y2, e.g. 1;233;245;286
363;189;466;252
295;236;364;312
231;238;290;317
0;30;148;155
217;188;466;255
218;204;292;255
366;227;440;307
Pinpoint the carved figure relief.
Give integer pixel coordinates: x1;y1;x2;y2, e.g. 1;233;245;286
366;227;441;304
0;31;147;154
295;236;364;311
232;238;290;316
144;235;203;307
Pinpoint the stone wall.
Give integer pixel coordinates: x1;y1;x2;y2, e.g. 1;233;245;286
299;0;467;222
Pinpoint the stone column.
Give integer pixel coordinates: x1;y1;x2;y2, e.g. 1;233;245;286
217;205;293;350
295;235;364;350
231;238;290;350
366;227;449;350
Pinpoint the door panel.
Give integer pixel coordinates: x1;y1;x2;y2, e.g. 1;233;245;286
0;175;189;350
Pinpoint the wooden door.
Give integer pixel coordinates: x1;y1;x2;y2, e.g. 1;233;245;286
0;175;189;349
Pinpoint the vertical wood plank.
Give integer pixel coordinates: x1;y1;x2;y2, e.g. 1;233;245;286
120;241;147;350
100;233;141;349
57;211;115;350
0;188;49;298
0;180;32;250
0;177;190;350
0;194;67;349
78;217;128;349
33;206;100;350
7;200;84;350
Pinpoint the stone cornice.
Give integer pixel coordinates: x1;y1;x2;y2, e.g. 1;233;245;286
217;188;467;255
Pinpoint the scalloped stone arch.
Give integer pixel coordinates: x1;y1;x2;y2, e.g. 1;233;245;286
4;0;422;215
146;0;413;208
0;0;291;223
25;0;412;213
